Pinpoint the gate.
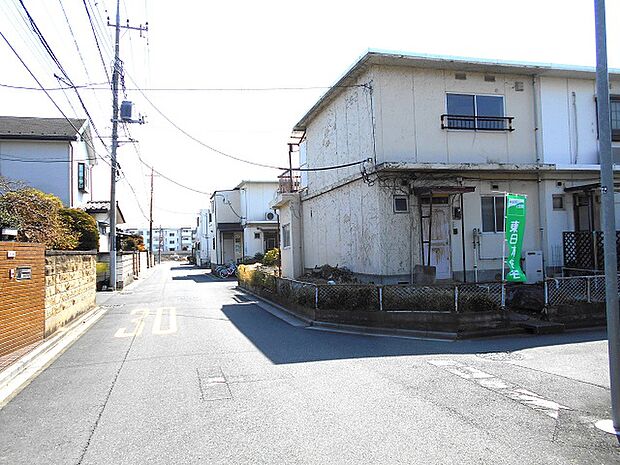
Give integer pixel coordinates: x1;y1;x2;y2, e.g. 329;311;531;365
0;242;45;357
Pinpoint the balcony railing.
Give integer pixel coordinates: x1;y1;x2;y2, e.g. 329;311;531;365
278;174;301;193
441;114;515;132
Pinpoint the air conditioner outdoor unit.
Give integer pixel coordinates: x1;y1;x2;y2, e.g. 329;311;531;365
265;211;276;221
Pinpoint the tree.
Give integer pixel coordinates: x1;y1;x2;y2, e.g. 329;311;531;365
60;208;99;251
119;233;145;251
0;188;77;249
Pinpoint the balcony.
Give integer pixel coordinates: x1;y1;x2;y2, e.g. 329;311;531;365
441;114;515;132
278;173;301;194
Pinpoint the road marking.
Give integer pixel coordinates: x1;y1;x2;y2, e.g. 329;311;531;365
152;307;177;335
114;308;148;338
429;360;570;419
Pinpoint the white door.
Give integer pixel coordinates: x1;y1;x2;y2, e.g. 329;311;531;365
421;205;452;279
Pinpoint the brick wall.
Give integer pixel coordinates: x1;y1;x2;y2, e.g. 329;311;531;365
0;242;45;357
44;251;97;336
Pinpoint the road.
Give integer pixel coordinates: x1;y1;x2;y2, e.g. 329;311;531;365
0;262;618;464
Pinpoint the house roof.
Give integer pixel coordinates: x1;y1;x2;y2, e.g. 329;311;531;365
293;49;620;131
82;200;126;225
0;116;87;141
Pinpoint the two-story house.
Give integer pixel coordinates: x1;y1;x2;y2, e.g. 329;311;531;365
0;116;96;207
272;50;620;283
209;180;279;265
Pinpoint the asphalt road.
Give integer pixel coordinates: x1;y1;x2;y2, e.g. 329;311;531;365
0;262;618;464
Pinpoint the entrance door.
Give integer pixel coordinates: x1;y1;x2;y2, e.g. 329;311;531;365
421;205;452;279
222;233;235;264
264;232;277;252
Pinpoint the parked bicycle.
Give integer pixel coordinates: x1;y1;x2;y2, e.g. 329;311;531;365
214;261;237;279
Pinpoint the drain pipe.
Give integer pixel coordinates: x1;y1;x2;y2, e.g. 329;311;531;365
533;75;547;279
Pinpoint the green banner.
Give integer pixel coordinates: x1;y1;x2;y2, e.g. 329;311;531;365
505;193;527;282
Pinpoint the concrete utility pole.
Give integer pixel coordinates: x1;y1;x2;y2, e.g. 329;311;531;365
149;167;154;266
594;0;620;436
108;0;121;290
107;0;148;288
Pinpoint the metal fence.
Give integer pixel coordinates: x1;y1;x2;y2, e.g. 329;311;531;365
239;269;504;313
545;274;611;306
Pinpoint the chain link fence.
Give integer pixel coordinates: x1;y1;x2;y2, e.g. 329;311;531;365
545;274;612;306
238;266;505;313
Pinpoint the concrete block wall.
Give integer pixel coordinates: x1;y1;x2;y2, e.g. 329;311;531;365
44;251;96;336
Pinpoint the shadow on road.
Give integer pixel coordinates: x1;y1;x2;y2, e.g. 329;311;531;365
171;273;237;283
221;302;607;365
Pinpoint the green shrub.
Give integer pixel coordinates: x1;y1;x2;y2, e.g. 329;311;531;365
262;248;280;266
60;208;99;251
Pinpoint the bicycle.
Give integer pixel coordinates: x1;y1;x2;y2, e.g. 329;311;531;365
214;261;237;278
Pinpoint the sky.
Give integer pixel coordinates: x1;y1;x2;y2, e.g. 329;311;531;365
0;0;618;228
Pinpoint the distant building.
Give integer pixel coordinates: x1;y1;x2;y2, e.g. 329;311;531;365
0;116;96;207
124;226;195;254
207;180;279;265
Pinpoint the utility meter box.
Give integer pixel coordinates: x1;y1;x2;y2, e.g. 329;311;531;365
523;250;544;284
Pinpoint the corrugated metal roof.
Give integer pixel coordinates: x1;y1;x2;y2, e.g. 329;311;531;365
0;116;86;140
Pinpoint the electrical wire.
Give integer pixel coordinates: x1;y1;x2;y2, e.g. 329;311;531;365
57;0;91;83
125;73;369;172
0;29;111;169
82;0;111;86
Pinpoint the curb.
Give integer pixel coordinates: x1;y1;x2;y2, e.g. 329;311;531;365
237;286;313;327
237;286;458;341
0;304;109;410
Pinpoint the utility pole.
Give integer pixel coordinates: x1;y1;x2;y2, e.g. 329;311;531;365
594;0;620;436
158;225;163;264
149;167;154;267
108;0;121;290
107;0;148;288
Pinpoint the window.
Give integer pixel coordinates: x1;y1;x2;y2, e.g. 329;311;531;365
169;232;174;237
212;238;215;249
282;224;291;248
552;195;564;210
481;196;505;233
77;163;87;191
254;232;260;239
612;95;620;141
169;240;175;245
393;195;409;213
444;94;510;131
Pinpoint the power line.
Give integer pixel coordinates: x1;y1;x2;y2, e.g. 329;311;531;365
57;0;92;83
0;82;364;92
82;0;111;86
0;29;109;165
18;0;113;163
125;73;370;172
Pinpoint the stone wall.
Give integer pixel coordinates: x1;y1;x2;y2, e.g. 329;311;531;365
44;251;97;336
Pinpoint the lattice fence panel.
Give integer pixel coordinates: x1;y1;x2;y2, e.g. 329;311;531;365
563;231;595;270
317;285;380;311
382;285;454;312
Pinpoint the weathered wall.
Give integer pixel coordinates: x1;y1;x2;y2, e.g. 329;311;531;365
302;69;375;195
301;179;390;281
44;251;96;336
372;64;537;165
97;252;138;289
0;242;45;357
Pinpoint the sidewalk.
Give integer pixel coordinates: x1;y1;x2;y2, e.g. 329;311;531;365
0;263;158;409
